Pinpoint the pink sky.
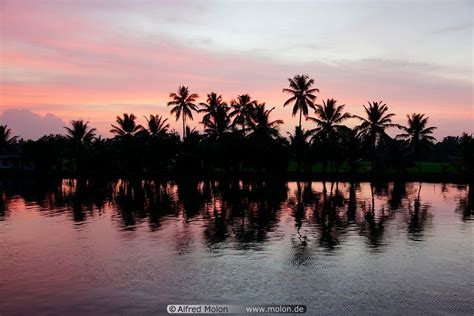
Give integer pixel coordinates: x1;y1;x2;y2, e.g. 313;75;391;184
0;0;472;140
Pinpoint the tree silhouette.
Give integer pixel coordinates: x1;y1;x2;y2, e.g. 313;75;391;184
283;74;319;130
458;133;474;179
248;103;283;139
308;99;351;138
203;105;231;140
110;113;143;137
354;101;397;172
184;126;201;143
288;126;313;174
4;74;458;179
308;99;351;174
0;125;18;151
340;127;363;175
397;113;436;173
199;93;231;139
64;120;96;144
199;92;226;123
144;114;169;138
385;139;412;175
229;94;257;135
168;86;199;140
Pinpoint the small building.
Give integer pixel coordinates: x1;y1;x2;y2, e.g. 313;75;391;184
0;154;35;171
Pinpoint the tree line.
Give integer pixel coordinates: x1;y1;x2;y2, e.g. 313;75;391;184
0;74;472;180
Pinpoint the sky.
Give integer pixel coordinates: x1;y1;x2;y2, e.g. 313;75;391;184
0;0;472;140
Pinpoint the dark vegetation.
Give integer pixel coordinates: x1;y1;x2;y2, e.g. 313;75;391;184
0;75;472;182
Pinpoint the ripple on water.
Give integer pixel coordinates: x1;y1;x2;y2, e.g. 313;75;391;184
0;181;472;315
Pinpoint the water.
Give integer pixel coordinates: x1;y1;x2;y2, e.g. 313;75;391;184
0;179;472;315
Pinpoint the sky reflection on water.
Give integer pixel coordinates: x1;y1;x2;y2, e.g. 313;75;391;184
0;179;472;315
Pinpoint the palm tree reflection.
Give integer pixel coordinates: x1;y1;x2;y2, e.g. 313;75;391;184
0;179;451;256
407;183;432;240
456;184;473;221
201;180;286;249
389;182;407;210
358;182;387;249
318;182;347;250
0;192;9;220
347;182;357;222
177;180;203;221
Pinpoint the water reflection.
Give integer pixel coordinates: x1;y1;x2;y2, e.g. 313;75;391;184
405;183;431;240
202;180;287;248
0;192;9;219
456;184;473;221
0;179;470;250
1;179;473;315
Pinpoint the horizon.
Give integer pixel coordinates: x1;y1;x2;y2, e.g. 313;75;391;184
1;0;473;140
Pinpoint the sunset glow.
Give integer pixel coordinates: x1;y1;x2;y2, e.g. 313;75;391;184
1;0;472;139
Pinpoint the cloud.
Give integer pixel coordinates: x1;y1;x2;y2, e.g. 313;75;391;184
0;109;66;140
0;0;472;140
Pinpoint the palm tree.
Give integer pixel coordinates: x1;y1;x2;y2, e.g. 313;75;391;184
0;125;18;150
397;113;436;173
397;113;436;156
199;92;231;139
354;101;398;172
288;126;313;174
229;94;257;135
307;99;351;175
144;114;169;138
168;86;199;140
308;98;351;141
110;113;143;137
64;120;96;144
282;74;319;130
199;92;227;123
203;108;231;139
248;103;283;139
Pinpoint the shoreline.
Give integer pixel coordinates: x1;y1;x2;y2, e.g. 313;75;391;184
1;170;471;184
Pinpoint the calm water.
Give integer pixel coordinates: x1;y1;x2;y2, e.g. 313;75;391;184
0;179;472;315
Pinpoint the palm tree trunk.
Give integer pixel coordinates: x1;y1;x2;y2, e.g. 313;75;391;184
297;181;302;202
182;115;186;140
371;142;376;176
299;110;302;130
370;182;375;212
